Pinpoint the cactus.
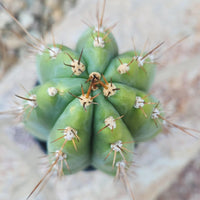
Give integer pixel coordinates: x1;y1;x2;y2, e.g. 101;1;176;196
23;26;162;171
1;1;200;199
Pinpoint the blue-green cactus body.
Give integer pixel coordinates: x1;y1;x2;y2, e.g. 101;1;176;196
36;45;88;83
24;78;90;140
76;28;118;74
104;52;156;92
92;90;134;175
123;91;162;142
48;97;93;174
22;27;163;176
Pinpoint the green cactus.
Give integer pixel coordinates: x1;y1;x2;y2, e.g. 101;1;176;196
19;15;166;199
16;7;164;200
22;29;163;175
2;1;199;199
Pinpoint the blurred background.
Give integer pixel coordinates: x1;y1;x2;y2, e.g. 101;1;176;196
0;0;77;79
0;0;200;199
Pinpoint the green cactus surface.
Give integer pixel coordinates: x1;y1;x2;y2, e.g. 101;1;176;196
21;24;164;178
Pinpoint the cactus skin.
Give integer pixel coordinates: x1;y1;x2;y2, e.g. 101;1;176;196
36;45;88;83
104;51;156;92
22;26;163;178
24;78;90;141
76;28;118;74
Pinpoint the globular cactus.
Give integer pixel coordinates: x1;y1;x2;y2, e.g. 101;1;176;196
22;19;164;200
1;1;199;199
24;31;163;170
